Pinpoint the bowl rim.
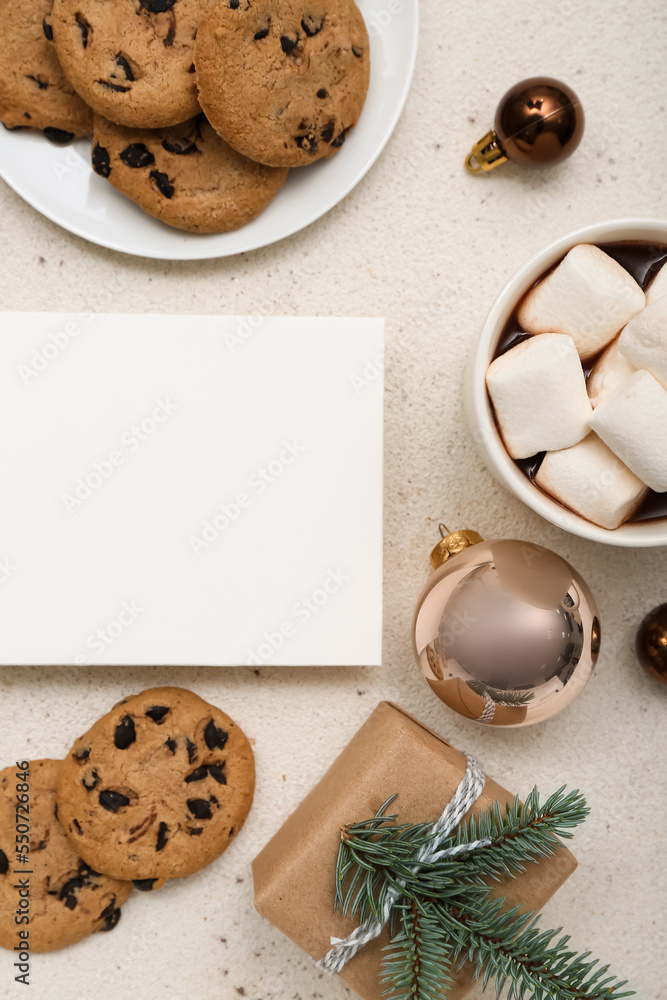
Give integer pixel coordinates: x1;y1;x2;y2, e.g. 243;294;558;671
468;216;667;548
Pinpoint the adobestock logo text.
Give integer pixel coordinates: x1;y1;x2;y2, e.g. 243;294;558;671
61;398;178;514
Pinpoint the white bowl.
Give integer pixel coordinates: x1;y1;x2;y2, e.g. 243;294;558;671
465;217;667;547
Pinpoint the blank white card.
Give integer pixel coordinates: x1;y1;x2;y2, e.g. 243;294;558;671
0;314;384;666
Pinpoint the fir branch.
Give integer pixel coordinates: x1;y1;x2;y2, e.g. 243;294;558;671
381;901;453;1000
467;682;535;708
335;787;590;916
437;895;634;1000
331;789;633;1000
441;787;590;881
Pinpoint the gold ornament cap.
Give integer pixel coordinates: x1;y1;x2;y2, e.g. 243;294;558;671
465;130;507;174
430;524;484;570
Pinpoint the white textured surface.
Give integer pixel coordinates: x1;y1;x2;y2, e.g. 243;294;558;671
1;1;667;999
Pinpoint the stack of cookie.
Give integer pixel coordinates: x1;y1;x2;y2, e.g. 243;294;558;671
0;687;254;952
0;0;371;233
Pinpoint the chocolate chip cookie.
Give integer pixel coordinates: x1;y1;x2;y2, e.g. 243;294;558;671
56;688;255;881
92;113;288;232
0;0;93;141
194;0;370;167
0;759;131;953
51;0;214;128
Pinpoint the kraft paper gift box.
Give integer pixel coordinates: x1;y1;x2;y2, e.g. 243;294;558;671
253;701;578;1000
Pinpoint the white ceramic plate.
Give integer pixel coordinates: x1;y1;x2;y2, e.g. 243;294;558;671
0;0;418;260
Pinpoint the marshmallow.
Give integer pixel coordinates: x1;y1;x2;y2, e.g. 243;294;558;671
535;434;648;530
587;336;636;408
646;261;667;305
618;295;667;389
517;244;645;359
589;370;667;492
486;334;593;459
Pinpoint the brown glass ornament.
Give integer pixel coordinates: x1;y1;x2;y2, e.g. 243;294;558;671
466;77;584;174
636;603;667;685
412;526;601;727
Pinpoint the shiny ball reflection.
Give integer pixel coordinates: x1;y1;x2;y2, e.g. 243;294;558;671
495;77;584;168
636;603;667;685
413;539;600;727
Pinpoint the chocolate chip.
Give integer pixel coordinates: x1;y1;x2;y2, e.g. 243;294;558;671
133;878;158;891
229;0;240;7
97;80;131;93
98;898;121;931
145;705;170;724
254;26;269;40
2;123;26;132
79;862;101;879
190;828;203;836
228;826;235;837
73;819;83;835
59;876;83;909
42;15;53;40
139;0;176;10
185;766;208;783
352;45;363;57
317;88;328;99
204;720;228;751
165;737;177;755
92;143;111;177
43;127;75;144
208;763;227;785
74;747;90;761
301;14;323;36
188;63;196;72
27;75;48;90
280;33;298;55
186;738;197;763
82;769;99;791
120;141;155;168
162;136;199;155
32;837;49;852
24;112;32;120
99;790;130;813
114;714;137;748
0;850;8;875
104;907;121;931
164;15;176;46
295;134;318;152
156;822;169;851
331;127;351;148
187;798;212;820
150;169;174;198
320;122;335;141
98;899;115;920
75;13;91;48
54;803;59;820
115;53;135;81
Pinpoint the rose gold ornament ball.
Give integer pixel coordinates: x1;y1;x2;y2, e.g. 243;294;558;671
636;604;667;685
412;537;601;728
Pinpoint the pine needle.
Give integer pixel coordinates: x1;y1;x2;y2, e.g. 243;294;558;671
331;787;633;1000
